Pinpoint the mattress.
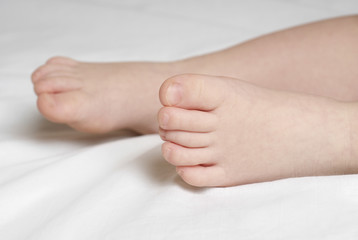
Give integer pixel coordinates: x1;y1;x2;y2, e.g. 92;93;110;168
1;0;358;239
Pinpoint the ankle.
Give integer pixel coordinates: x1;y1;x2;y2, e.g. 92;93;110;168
174;57;212;76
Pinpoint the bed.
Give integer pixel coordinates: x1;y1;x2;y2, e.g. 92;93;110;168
1;0;358;239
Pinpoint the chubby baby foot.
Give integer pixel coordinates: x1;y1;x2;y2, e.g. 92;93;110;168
31;56;184;134
158;74;356;187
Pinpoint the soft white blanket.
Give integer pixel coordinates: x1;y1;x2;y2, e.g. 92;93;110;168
1;0;358;239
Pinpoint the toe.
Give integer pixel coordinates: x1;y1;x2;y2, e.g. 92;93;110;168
162;141;216;166
46;56;78;66
37;91;86;124
176;165;226;187
158;107;217;132
31;64;75;83
159;129;214;148
34;76;82;95
159;74;225;111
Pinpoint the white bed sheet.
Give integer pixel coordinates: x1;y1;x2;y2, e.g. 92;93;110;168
1;0;358;239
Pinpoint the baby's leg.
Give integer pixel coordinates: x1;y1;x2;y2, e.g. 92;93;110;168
182;15;358;101
32;15;358;133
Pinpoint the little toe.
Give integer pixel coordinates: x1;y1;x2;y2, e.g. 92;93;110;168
159;129;214;148
46;56;78;66
31;64;75;82
159;74;225;111
176;165;226;187
158;107;217;132
37;69;78;80
37;91;87;124
162;141;216;166
34;76;82;95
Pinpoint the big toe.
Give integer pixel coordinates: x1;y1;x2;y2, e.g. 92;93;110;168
159;74;226;111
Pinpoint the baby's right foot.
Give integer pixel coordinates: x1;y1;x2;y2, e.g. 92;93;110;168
32;57;181;134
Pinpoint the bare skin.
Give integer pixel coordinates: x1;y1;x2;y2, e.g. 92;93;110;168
31;15;358;186
158;74;358;187
32;15;358;134
32;57;180;133
189;15;358;101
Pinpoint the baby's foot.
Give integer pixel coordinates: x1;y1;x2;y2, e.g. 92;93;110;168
32;57;180;133
158;74;357;187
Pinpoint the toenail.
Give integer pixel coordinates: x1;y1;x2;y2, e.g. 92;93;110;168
160;113;170;128
166;83;182;106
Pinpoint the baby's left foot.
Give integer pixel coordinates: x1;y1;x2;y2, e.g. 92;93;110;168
158;74;358;187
